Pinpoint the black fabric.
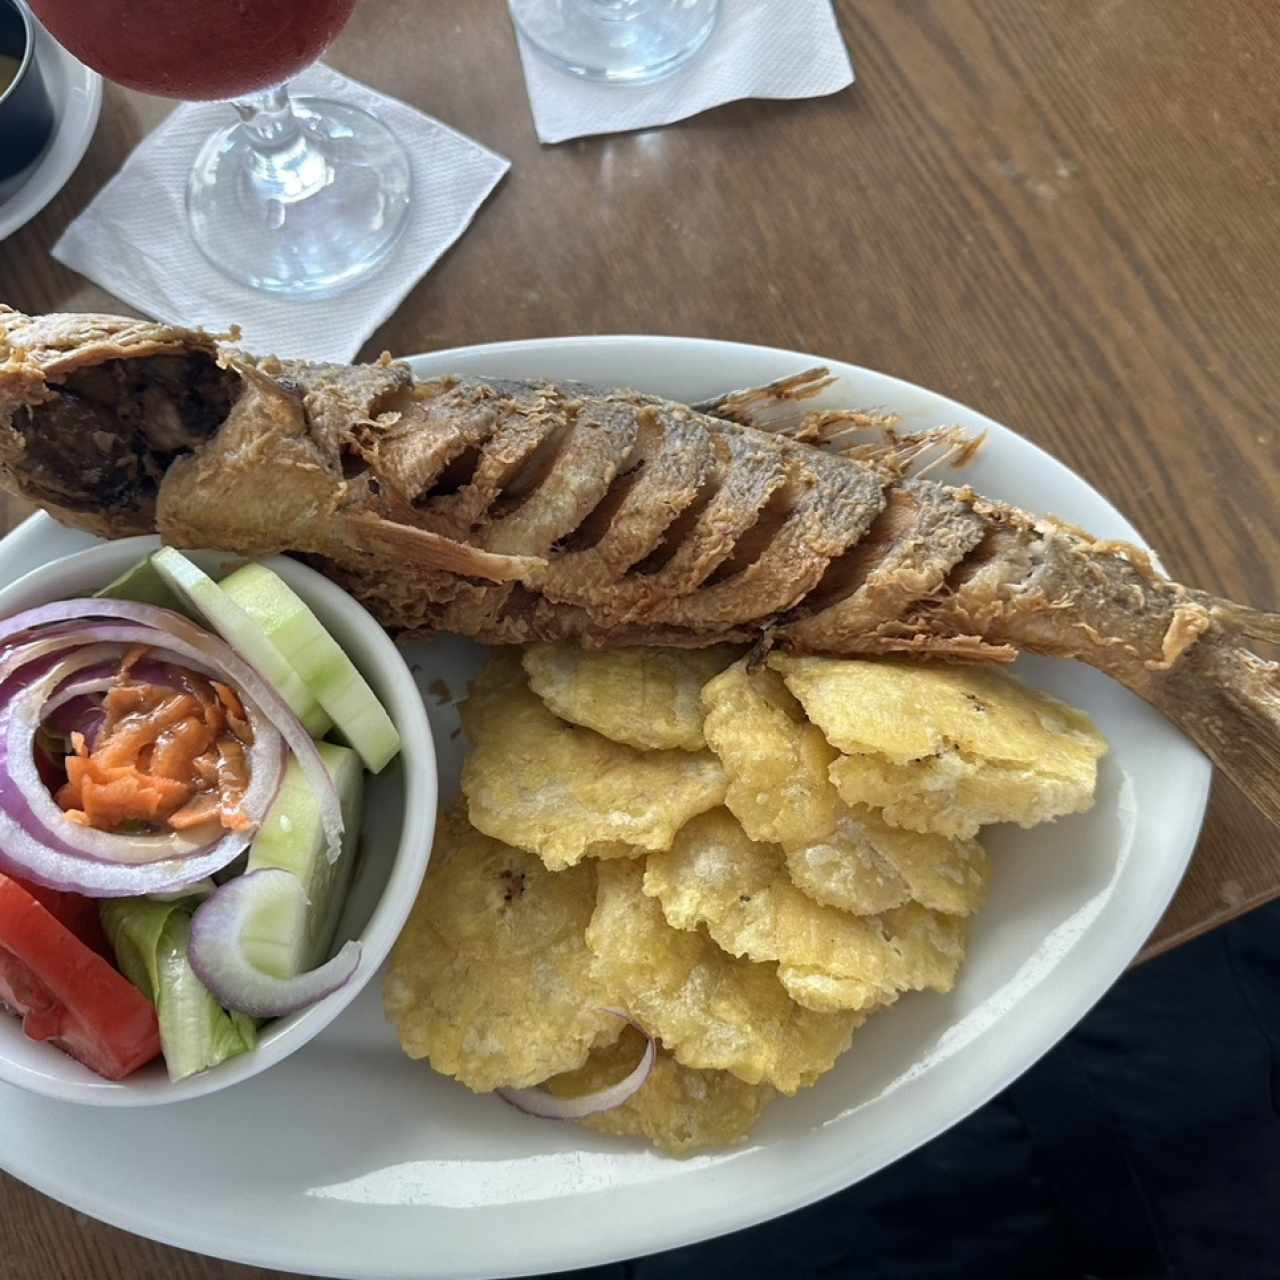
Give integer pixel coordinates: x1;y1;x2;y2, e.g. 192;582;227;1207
543;898;1280;1280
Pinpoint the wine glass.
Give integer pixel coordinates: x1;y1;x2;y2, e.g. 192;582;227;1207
29;0;411;298
509;0;720;84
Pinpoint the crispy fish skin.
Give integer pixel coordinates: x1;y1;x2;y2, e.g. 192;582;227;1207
2;306;1279;826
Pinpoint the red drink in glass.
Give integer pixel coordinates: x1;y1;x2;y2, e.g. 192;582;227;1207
27;0;409;298
28;0;356;99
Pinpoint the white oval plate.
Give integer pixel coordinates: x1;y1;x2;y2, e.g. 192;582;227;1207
0;8;102;241
0;337;1209;1279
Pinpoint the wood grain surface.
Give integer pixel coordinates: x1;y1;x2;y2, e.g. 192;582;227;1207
1;0;1277;1275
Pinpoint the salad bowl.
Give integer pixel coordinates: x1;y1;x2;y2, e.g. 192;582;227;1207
0;535;437;1106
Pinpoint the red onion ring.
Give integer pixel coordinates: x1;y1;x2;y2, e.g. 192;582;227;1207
43;657;186;707
0;800;255;898
38;659;183;745
0;598;208;651
42;693;106;745
188;869;362;1017
0;645;207;857
0;603;343;859
0;598;346;894
5;648;284;865
496;1011;657;1120
0;645;274;896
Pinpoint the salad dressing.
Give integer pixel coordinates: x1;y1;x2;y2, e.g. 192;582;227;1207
54;658;254;833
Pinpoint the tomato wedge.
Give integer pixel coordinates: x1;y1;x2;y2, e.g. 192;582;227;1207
14;876;114;962
0;874;161;1080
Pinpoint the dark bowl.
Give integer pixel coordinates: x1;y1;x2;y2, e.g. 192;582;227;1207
0;0;54;183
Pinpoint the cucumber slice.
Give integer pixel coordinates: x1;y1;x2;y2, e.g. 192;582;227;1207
220;562;400;772
243;741;363;977
149;548;331;738
96;555;192;617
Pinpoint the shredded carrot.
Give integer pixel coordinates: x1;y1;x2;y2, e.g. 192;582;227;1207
211;681;253;744
57;753;192;827
54;773;82;812
118;644;151;680
99;682;171;725
176;669;222;730
189;749;221;787
50;653;256;835
167;792;222;830
149;716;216;782
220;808;257;833
93;693;201;769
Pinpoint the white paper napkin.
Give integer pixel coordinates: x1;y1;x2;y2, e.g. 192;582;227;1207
515;0;854;145
52;64;510;362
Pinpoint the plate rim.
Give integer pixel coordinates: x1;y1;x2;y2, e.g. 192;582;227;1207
0;333;1211;1278
0;12;103;242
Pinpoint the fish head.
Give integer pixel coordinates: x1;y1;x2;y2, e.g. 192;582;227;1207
0;307;412;555
0;306;235;538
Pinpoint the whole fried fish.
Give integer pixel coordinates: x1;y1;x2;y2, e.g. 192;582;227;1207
1;307;1277;827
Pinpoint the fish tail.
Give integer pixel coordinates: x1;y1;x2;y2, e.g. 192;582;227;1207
1147;638;1280;825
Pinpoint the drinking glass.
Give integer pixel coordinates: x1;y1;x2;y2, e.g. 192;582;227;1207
509;0;720;84
29;0;411;298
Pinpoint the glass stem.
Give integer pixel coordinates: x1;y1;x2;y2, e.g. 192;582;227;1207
229;83;329;202
233;84;300;146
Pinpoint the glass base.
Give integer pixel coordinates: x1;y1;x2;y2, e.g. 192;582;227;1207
509;0;719;84
187;97;412;298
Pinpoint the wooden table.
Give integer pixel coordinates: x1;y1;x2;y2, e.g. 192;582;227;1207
1;1;1276;1275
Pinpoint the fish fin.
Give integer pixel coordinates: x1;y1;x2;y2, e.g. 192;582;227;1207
341;512;543;583
871;426;984;477
789;420;983;478
692;368;985;477
782;407;898;443
693;367;837;426
867;634;1019;664
1148;640;1280;827
742;400;981;477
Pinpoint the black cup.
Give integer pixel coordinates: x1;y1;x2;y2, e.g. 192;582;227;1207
0;0;54;182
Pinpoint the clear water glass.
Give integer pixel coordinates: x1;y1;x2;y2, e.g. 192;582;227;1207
509;0;720;84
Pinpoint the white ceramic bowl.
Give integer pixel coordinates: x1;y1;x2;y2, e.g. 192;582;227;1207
0;535;436;1105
